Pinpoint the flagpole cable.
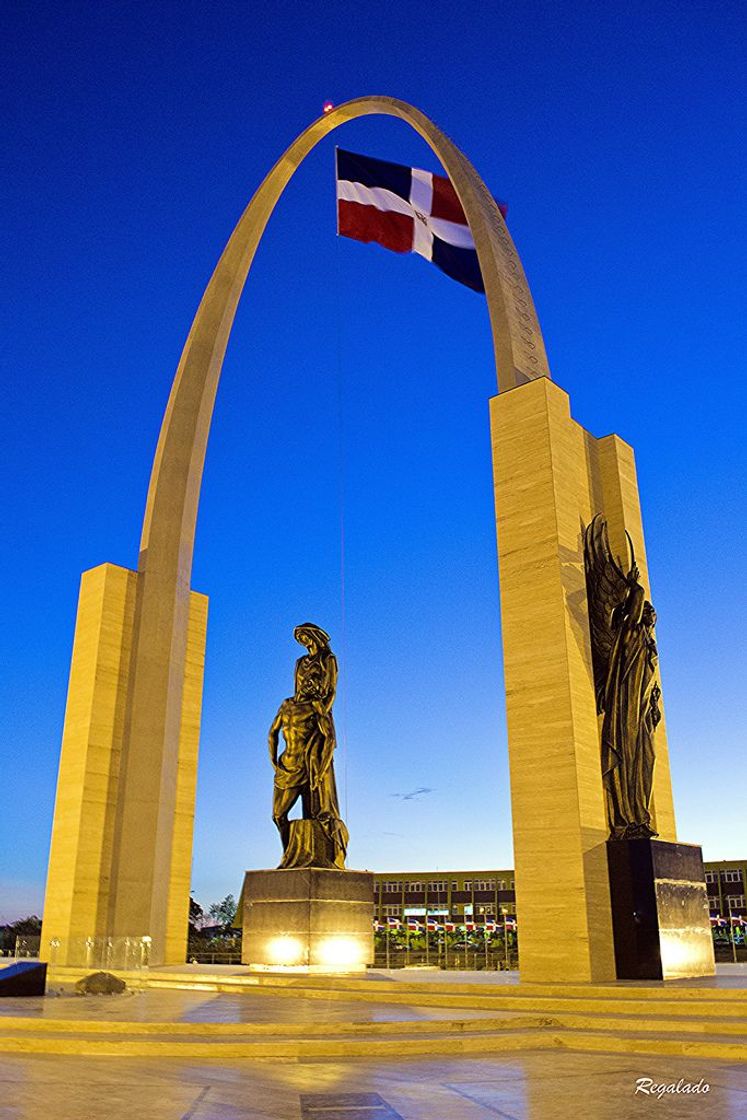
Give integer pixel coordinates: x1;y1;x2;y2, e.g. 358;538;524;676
333;147;349;824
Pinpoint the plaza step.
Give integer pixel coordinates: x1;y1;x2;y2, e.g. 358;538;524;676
0;966;732;1061
84;967;747;1022
0;1018;744;1061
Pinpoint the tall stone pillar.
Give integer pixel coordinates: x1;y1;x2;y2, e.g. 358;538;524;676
490;377;676;982
40;563;207;967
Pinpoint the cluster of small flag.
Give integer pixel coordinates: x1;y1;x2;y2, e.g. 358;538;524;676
710;915;746;927
373;917;516;932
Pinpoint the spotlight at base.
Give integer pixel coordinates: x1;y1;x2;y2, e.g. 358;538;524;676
322;101;334;114
266;935;303;966
316;935;364;967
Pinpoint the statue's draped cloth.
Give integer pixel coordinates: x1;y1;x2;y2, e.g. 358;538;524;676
600;585;660;838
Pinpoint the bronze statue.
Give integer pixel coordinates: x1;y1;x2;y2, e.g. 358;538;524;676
268;624;349;869
584;514;661;840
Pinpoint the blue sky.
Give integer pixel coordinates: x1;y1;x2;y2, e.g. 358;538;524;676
1;1;745;921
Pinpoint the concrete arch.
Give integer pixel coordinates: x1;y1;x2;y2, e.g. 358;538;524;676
141;95;549;583
108;97;551;961
43;99;686;982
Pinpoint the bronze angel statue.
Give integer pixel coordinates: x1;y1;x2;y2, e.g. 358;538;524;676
584;514;662;840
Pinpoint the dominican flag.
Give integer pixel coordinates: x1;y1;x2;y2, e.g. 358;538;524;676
443;921;456;933
407;918;422;931
336;148;505;294
426;918;440;932
484;920;497;932
387;917;401;928
504;919;517;931
464;921;476;932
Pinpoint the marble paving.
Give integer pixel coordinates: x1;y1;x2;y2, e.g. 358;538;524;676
0;1049;745;1120
0;988;506;1025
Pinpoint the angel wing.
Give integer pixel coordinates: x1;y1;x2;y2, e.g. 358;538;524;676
583;514;634;712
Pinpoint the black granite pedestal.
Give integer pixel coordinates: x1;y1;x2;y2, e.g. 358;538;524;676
240;867;374;972
607;838;715;980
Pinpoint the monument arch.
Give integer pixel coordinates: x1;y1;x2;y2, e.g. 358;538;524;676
42;97;685;981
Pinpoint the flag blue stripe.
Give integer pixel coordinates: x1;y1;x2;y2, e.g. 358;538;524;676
336;148;411;202
430;237;485;293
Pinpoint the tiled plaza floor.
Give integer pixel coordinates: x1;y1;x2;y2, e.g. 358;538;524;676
0;1050;744;1120
0;988;507;1025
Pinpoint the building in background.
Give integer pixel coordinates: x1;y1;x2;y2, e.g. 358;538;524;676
374;870;516;925
374;860;746;926
704;859;747;924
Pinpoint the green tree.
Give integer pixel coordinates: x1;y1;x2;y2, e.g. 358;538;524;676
208;894;237;928
0;915;42;954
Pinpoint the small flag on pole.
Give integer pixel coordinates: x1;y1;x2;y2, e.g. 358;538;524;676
407;918;422;931
387;917;401;928
336;148;506;294
444;921;456;933
426;918;440;932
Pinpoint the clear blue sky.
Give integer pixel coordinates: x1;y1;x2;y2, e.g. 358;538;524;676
1;1;745;922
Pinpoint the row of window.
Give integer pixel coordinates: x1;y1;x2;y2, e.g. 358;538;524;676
705;870;743;884
709;895;746;909
379;906;513;918
378;879;513;893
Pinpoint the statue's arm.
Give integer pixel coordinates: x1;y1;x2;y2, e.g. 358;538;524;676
268;707;283;768
626;583;646;626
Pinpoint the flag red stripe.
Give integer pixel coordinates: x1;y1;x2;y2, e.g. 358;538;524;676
338;201;413;253
431;173;467;223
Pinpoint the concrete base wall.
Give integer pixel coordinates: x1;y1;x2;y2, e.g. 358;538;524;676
41;563;207;967
241;868;374;973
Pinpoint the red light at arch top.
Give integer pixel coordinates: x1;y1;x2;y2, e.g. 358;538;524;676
323;101;334;114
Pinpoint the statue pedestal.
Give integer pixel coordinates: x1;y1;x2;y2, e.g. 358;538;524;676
240;868;374;973
606;839;715;980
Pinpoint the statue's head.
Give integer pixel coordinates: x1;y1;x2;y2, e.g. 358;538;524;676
642;602;657;628
294;623;330;653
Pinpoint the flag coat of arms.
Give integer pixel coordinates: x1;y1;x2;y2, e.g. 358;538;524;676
336;148;506;293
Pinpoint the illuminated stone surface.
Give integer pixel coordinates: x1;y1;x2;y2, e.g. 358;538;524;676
0;1037;744;1119
490;378;681;983
607;839;715;979
40;564;207;967
241;868;374;972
